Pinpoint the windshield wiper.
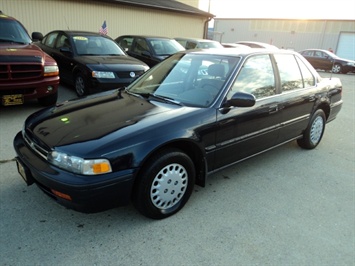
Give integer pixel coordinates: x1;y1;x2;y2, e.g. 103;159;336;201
129;92;182;106
150;93;182;106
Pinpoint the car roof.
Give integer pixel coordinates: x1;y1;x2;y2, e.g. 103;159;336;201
179;47;296;57
300;49;329;52
47;30;113;38
175;37;219;42
236;41;279;49
116;35;175;40
0;11;15;20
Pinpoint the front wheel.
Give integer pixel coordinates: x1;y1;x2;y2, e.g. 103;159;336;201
133;148;195;219
75;73;89;97
297;109;326;149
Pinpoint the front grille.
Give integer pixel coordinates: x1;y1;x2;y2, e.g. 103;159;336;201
117;70;145;79
0;62;43;81
23;131;49;160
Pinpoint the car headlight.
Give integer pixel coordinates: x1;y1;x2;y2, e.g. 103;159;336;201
48;151;112;175
44;65;59;77
92;71;115;79
346;62;355;67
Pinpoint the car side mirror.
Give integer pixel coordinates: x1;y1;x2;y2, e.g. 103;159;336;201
32;32;43;42
223;92;256;108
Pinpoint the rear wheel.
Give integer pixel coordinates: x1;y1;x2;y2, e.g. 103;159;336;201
133;148;195;219
75;73;89;97
297;109;326;149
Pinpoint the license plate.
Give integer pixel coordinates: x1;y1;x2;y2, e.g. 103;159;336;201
16;159;28;184
2;94;24;106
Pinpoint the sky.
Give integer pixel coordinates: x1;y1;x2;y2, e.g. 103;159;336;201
199;0;355;20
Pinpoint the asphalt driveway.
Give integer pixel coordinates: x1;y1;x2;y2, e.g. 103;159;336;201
0;73;354;265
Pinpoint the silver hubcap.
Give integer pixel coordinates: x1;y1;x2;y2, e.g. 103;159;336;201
150;163;188;210
75;76;85;96
332;65;340;73
310;116;324;145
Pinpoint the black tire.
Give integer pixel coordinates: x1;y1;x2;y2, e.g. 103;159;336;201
297;109;326;149
37;91;58;106
332;63;342;74
133;148;195;219
75;73;89;97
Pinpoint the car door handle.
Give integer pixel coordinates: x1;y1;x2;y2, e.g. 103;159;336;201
308;95;316;101
269;105;278;114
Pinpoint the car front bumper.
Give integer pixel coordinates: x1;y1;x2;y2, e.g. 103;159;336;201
13;131;135;213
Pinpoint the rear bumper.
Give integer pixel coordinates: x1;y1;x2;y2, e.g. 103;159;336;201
13;131;135;213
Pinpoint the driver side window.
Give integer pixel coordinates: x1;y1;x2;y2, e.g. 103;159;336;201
43;32;58;48
228;54;276;99
133;38;149;54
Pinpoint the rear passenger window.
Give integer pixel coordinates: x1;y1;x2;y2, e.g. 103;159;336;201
229;54;275;99
118;37;132;51
274;54;303;92
296;56;315;87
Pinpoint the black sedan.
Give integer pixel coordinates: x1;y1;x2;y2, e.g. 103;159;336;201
34;30;149;96
299;49;355;74
14;48;343;219
115;35;185;67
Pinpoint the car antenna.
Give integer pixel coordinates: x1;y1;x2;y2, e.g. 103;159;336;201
64;16;70;30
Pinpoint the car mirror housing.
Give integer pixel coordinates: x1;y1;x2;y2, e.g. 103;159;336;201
224;92;256;108
32;32;43;41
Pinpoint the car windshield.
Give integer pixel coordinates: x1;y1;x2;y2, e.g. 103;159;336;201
149;39;185;56
0;19;31;44
128;53;240;107
73;35;125;56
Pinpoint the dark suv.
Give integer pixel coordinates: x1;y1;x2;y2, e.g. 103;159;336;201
0;11;59;106
115;35;185;67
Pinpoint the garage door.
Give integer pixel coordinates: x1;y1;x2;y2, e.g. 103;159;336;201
337;32;355;60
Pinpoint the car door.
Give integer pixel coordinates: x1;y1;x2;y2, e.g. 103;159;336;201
213;54;281;170
52;33;75;83
273;53;318;142
130;37;157;67
313;50;332;71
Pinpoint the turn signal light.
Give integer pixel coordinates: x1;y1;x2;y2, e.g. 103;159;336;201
51;189;72;201
92;162;111;174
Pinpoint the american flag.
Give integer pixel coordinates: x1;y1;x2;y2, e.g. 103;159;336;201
99;20;108;35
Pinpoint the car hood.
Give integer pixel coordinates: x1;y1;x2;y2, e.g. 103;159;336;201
0;43;56;63
75;55;148;67
26;90;192;150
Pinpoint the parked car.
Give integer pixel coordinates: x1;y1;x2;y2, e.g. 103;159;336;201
34;30;149;96
14;48;343;219
299;49;355;74
175;37;224;49
115;35;185;67
0;11;59;106
235;41;279;50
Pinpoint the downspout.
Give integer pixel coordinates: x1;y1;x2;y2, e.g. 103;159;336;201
204;16;213;39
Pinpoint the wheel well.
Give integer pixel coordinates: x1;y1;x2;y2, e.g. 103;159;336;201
135;140;206;189
317;103;330;120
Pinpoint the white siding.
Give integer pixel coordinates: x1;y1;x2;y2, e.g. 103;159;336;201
2;0;206;39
